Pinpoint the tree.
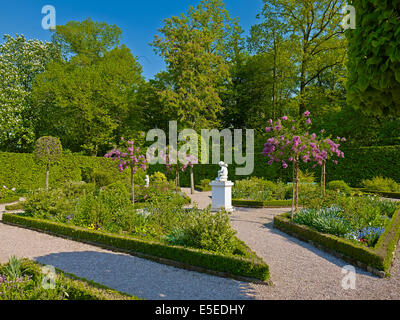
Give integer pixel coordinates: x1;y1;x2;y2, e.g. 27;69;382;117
151;0;241;131
105;138;147;205
0;35;60;152
33;19;144;155
34;136;63;190
346;0;400;116
253;0;347;116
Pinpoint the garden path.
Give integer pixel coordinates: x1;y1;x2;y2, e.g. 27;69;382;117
182;188;400;299
1;193;400;300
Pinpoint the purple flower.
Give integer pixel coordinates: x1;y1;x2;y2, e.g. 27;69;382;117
304;110;311;117
281;116;288;121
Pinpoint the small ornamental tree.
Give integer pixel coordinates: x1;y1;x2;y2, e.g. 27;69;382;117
34;136;63;190
161;146;198;192
263;112;314;215
313;132;346;196
105;138;147;205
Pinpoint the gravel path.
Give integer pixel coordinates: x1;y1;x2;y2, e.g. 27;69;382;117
183;189;400;300
0;201;255;300
1;191;400;300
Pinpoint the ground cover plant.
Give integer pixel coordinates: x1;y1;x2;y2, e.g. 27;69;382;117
0;257;137;300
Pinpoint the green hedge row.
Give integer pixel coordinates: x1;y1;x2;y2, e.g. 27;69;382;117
2;213;270;282
2;145;400;190
273;210;400;276
359;189;400;200
232;199;293;208
0;196;20;205
0;152;125;191
136;145;400;187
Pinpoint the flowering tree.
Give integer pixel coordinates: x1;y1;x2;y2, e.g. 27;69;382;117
105;138;147;204
0;35;60;151
312;133;346;196
263;112;314;214
263;111;346;215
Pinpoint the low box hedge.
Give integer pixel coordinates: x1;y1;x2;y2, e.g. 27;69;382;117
0;196;20;205
233;199;293;208
273;210;400;277
359;189;400;199
2;213;270;283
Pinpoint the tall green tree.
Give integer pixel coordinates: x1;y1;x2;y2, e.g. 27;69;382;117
252;0;347;116
0;35;60;152
151;0;241;131
33;19;144;155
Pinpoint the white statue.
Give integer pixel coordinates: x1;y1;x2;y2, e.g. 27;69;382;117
216;161;228;182
144;175;150;188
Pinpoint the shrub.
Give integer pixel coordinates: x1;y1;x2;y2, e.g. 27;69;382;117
23;189;73;222
150;172;167;183
327;180;352;194
362;176;400;193
233;177;290;201
179;210;237;254
90;170;115;188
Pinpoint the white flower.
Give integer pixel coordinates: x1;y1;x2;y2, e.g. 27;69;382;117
3;185;7;189
11;188;16;192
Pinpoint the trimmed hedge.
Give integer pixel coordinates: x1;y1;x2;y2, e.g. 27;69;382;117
2;213;270;283
0;152;126;191
3;145;400;190
233;199;293;208
0;196;20;204
274;210;400;276
359;189;400;200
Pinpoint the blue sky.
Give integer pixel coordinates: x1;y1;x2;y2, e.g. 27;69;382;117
0;0;264;79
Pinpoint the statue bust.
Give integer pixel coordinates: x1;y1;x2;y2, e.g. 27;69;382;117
216;161;228;182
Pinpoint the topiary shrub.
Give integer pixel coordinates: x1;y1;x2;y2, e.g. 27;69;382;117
327;180;352;194
34;137;63;190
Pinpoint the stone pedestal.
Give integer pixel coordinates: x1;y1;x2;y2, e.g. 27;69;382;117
209;180;234;212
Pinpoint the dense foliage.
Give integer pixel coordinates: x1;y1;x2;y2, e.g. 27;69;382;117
346;0;400;116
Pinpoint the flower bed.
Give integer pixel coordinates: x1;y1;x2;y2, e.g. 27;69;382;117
2;213;270;283
274;195;400;276
0;257;138;300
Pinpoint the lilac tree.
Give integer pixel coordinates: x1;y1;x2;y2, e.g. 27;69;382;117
105;138;147;204
263;112;314;214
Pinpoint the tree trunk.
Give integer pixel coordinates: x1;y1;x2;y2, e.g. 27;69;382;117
175;168;179;192
295;159;299;213
322;161;326;197
291;161;296;219
130;167;135;205
190;166;195;194
46;164;49;191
